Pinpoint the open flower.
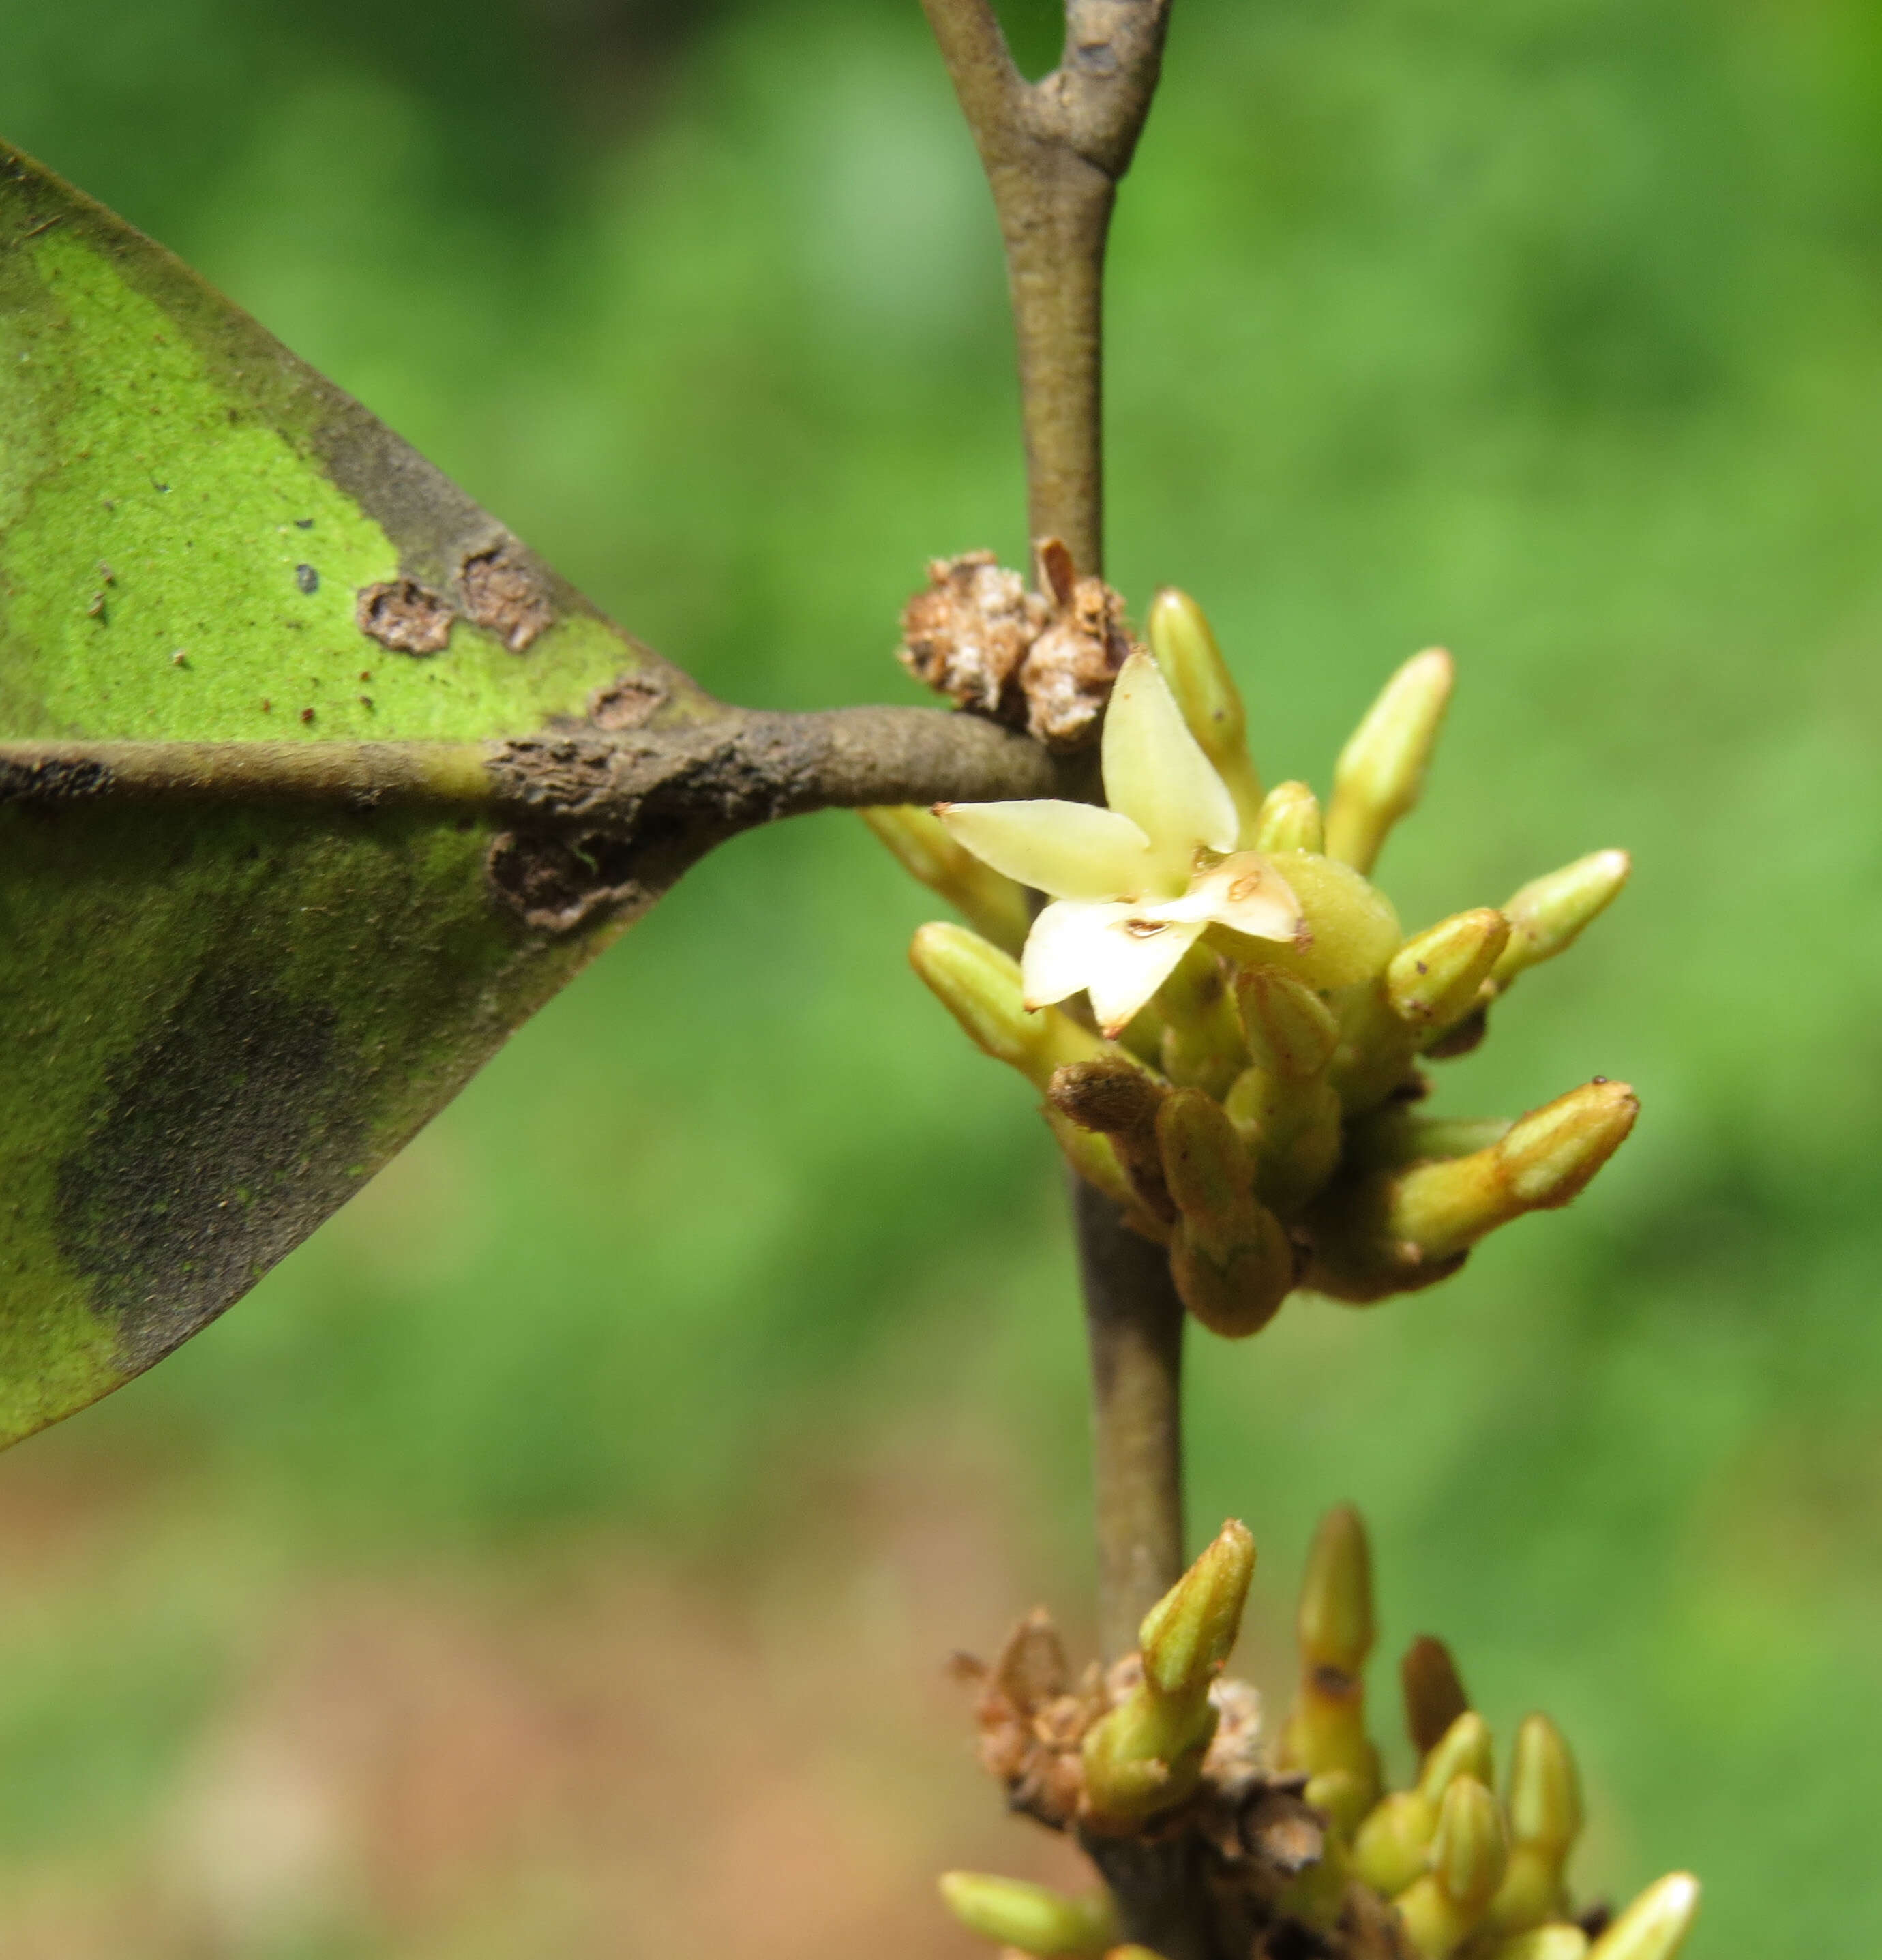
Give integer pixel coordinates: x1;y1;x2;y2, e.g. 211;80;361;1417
938;651;1301;1035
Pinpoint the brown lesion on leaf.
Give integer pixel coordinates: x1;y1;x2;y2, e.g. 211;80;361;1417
587;673;667;732
459;543;554;654
897;535;1137;750
485;829;644;934
357;578;455;655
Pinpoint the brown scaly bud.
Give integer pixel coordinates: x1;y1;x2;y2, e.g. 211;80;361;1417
1400;1635;1471;1758
1157;1089;1296;1337
1049;1058;1176;1224
1019;538;1139;749
897;549;1046;721
895;540;1135;749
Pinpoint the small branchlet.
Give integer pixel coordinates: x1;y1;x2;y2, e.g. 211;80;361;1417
948;1508;1697;1960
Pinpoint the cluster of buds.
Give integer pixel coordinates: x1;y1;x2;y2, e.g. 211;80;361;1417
941;1510;1699;1960
870;571;1637;1328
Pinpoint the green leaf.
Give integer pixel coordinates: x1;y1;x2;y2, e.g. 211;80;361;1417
0;140;717;1445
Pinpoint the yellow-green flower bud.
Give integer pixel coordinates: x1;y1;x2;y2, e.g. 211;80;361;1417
1419;1711;1495;1802
1082;1523;1255;1825
937;1871;1119;1956
1483;1714;1582;1937
1280;1506;1381;1807
1394;1775;1508;1960
1386;908;1510;1035
1224;1065;1343;1219
1347;1115;1513;1173
1585;1875;1700;1960
1107;1948;1173;1960
1236;969;1340;1082
1308;1082;1638;1296
1353;1790;1437;1899
1158;1090;1295;1337
1227;850;1401;990
1253;779;1325;855
1325;648;1454;874
1148;587;1264;842
1490;1927;1591;1960
910;922;1108;1090
1492;850;1631;992
1158;943;1249;1100
1139;1517;1257;1698
861;805;1032;955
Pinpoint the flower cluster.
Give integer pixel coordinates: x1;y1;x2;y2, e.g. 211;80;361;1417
942;1509;1699;1960
868;580;1635;1333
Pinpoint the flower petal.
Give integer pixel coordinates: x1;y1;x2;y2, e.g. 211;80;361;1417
1102;649;1240;878
937;799;1152;900
1172;851;1303;944
1024;897;1208;1036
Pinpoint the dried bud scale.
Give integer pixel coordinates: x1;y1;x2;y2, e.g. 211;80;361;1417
880;576;1636;1332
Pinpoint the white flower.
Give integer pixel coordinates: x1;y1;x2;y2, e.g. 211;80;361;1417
938;650;1302;1037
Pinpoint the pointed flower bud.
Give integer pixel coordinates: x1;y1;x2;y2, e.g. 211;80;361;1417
1298;1504;1374;1672
1253;779;1325;855
1347;1115;1512;1174
1325;648;1454;874
910;923;1108;1090
1236;968;1340;1082
1418;1711;1495;1803
1585;1875;1700;1960
1313;1082;1637;1290
1281;1506;1380;1802
1354;1790;1438;1899
1484;1714;1583;1936
1431;1775;1510;1910
1083;1524;1255;1824
1386;909;1510;1035
1139;1518;1257;1697
1493;850;1631;991
1157;1091;1294;1336
937;1872;1119;1956
860;805;1032;955
1508;1714;1583;1854
1148;588;1264;840
1400;1635;1470;1757
1394;1776;1509;1960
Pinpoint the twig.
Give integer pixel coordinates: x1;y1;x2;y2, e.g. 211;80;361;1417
921;0;1187;1669
921;0;1171;577
0;704;1069;835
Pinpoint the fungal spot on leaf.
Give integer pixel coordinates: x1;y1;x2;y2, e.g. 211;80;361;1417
486;829;642;934
587;673;666;731
295;563;319;595
356;577;454;655
53;968;357;1369
460;544;554;653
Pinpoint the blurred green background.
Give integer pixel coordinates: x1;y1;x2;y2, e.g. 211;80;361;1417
3;0;1881;1952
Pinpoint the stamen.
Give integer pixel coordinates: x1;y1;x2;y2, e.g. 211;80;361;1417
1124;918;1169;940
